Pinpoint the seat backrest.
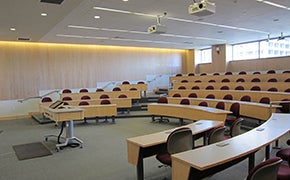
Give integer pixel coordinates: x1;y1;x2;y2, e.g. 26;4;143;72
268;87;278;92
208;126;226;144
235;86;244;90
216;101;225;110
175;73;182;77
178;86;186;90
213;72;220;76
81;95;91;100
188;93;197;98
246;157;282;180
129;88;138;91
62;96;72;101
221;78;230;82
122;81;130;84
236;78;245;82
199;101;208;107
112;87;121;91
96;88;104;92
79;88;88;93
241;95;251;102
180;98;190;105
100;99;111;105
250;86;261;91
167;127;193;154
208;79;215;83
267;70;276;74
188;73;195;76
285;78;290;82
137;81;145;84
206;94;215;99
118;94;128;98
225;72;233;75
173;93;181;97
239;71;247;75
205;85;214;90
62;89;72;93
191;86;200;90
285;88;290;93
253;71;261;74
200;73;207;76
220;86;229;90
230;103;240;118
251;78;261;82
41;97;52;103
79;101;89;106
267;78;277;82
157;97;168;104
223;94;233;100
100;94;110;99
230;118;244;137
181;79;189;83
259;97;270;104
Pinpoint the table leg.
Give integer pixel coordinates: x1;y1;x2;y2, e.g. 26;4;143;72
265;145;270;159
137;156;144;180
248;153;255;173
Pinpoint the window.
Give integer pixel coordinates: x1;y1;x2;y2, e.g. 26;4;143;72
232;42;259;60
260;38;290;58
195;48;212;64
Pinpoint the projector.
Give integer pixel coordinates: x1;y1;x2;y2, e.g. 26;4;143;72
188;0;216;16
147;24;166;34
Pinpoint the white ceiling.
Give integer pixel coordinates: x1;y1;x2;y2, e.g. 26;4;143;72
1;0;290;49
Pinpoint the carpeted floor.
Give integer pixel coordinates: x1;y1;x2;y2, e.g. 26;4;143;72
0;111;289;180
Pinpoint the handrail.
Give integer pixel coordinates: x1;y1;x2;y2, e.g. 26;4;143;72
18;89;60;103
101;81;116;89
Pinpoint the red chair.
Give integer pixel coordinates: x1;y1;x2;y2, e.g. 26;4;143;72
267;70;276;74
250;86;261;91
198;101;208;107
277;159;290;180
129;88;137;91
188;93;197;98
251;78;261;82
175;73;182;77
205;85;214;90
181;80;188;83
79;88;88;93
238;71;247;75
96;88;104;92
221;78;230;82
268;87;278;92
156;127;193;167
81;95;91;100
122;81;130;84
41;97;52;103
220;86;229;90
236;78;245;82
268;78;278;82
285;88;290;93
112;87;121;91
79;101;89;106
283;70;290;73
223;94;233;100
240;95;251;102
62;89;72;93
200;73;207;76
178;86;186;90
172;93;181;97
246;157;282;180
208;79;216;83
137;81;145;84
191;86;200;90
188;73;195;76
235;86;244;90
253;71;261;74
213;72;220;76
225;72;233;75
100;94;109;99
100;99;111;105
276;139;290;162
215;101;225;110
118;94;127;98
195;80;202;83
62;96;72;101
180;98;190;105
285;78;290;82
225;102;240;125
259;97;270;104
206;94;215;99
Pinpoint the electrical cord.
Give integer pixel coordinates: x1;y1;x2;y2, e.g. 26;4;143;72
57;121;80;148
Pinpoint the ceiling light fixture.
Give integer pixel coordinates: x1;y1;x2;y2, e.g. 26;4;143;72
94;15;100;19
256;0;290;11
41;13;48;16
10;27;16;31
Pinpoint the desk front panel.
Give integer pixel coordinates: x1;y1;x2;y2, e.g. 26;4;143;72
61;91;141;100
43;107;84;122
79;105;117;117
119;84;148;91
64;98;131;108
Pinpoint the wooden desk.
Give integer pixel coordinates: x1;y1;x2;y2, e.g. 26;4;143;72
64;98;131;109
60;91;141;100
119;84;148;91
127;120;224;180
43;106;84;151
170;73;290;83
168;89;290;103
147;103;231;124
78;104;117;123
167;97;279;121
171;113;290;180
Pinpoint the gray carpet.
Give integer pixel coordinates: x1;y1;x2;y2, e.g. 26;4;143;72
13;142;52;160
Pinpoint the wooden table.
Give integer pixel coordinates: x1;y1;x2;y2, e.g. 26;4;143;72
171;113;290;180
64;98;131;109
167;97;279;121
43;106;84;151
79;104;117;123
147;103;231;124
127;120;224;180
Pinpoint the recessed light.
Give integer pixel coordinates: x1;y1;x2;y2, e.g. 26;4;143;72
10;27;16;31
94;15;100;19
123;0;128;2
41;13;47;16
273;18;279;22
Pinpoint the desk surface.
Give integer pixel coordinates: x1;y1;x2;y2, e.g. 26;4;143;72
171;113;290;180
43;106;84;122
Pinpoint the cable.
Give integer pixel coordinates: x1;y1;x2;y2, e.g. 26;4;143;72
57;121;80;148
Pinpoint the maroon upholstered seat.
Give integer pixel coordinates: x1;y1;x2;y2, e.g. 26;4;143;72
251;78;261;82
188;93;197;98
180;98;190;105
268;87;278;92
79;88;88;93
259;97;270;104
41;97;52;103
205;85;214;90
238;71;247;75
81;95;91;100
188;73;195;76
236;78;245;82
181;79;188;83
112;87;121;91
223;94;233;100
225;102;240;125
191;86;200;90
122;81;130;84
62;96;72;101
235;86;244;90
172;93;181;97
240;95;251;102
198;101;208;107
100;94;109;99
206;94;215;99
96;88;104;92
221;78;230;82
62;89;72;93
250;86;261;91
220;86;229;90
178;86;186;90
215;101;225;110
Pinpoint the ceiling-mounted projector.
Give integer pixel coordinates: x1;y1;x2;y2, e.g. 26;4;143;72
147;24;166;34
188;0;216;16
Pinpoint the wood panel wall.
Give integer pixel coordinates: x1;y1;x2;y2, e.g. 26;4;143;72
0;41;185;100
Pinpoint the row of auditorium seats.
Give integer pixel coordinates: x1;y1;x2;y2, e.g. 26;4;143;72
61;94;128;101
178;77;290;83
176;70;290;76
62;87;139;94
176;85;290;92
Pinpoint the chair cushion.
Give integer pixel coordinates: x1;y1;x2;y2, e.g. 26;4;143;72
276;148;290;161
278;164;290;180
156;152;171;166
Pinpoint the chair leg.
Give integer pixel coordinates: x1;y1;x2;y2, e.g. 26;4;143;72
151;115;155;122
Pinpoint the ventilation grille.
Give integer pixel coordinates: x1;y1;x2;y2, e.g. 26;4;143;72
40;0;64;4
17;37;30;41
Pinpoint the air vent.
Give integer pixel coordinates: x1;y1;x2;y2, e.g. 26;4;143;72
40;0;64;4
18;37;30;41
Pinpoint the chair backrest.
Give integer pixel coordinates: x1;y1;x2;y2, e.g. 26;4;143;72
100;99;111;105
267;70;276;74
195;80;202;83
241;95;251;102
236;78;245;82
188;73;195;76
267;78;277;82
225;72;233;75
208;126;226;145
230;118;244;137
230;102;240;118
62;89;72;93
180;98;190;105
268;87;278;92
96;88;104;92
137;81;145;84
251;78;261;82
175;73;182;77
122;81;130;84
167;127;193;154
191;86;200;90
79;88;88;93
283;70;290;74
285;78;290;82
181;79;189;83
223;94;233;100
112;87;121;91
129;88;138;91
118;94;127;98
205;85;214;90
100;94;110;99
285;88;290;93
206;94;215;99
41;97;52;103
259;97;270;104
157;97;168;104
213;72;220;76
216;101;225;110
178;86;186;90
79;101;89;106
200;73;207;76
235;86;244;90
173;93;181;97
246;157;282;180
250;86;261;91
239;71;247;75
221;78;230;82
208;79;216;83
62;96;72;101
253;71;261;74
188;93;197;98
81;95;91;100
199;101;208;107
220;86;229;90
